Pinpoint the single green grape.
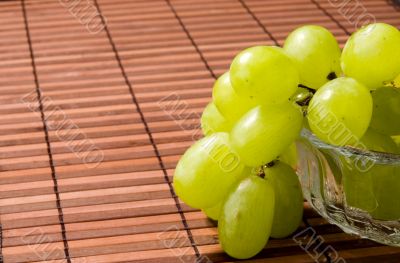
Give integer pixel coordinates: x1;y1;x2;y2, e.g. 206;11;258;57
231;101;303;167
371;165;400;220
284;25;342;90
341;23;400;90
201;102;232;136
343;128;398;212
342;163;378;213
173;133;245;209
278;143;298;170
370;86;400;136
230;46;299;105
343;162;400;221
264;161;303;238
219;176;275;259
307;77;372;146
212;72;256;123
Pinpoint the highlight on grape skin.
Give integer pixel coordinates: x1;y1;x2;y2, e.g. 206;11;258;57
172;23;400;259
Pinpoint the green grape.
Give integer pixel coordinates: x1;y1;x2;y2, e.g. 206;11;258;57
360;129;399;220
230;101;303;167
307;77;372;146
392;135;400;148
370;86;400;136
264;161;303;238
284;25;342;90
343;129;398;213
278;143;298;170
230;46;299;105
219;176;275;259
370;165;400;220
341;23;400;90
212;72;256;123
203;166;252;220
358;128;399;154
173;132;245;209
203;202;221;221
201;102;232;136
393;74;400;88
344;162;400;220
343;163;378;213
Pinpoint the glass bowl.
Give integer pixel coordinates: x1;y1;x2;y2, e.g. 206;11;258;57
296;129;400;246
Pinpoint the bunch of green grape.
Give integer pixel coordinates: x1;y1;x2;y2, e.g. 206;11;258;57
173;23;400;259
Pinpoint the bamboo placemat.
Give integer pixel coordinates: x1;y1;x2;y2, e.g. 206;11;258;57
0;0;399;262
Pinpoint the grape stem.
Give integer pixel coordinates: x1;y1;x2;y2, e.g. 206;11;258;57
295;85;314;108
265;160;276;168
327;72;338;80
257;160;277;179
298;84;315;94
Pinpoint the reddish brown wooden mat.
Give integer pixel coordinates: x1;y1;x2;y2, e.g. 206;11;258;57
0;0;399;262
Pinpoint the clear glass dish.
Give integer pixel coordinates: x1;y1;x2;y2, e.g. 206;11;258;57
297;129;400;246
